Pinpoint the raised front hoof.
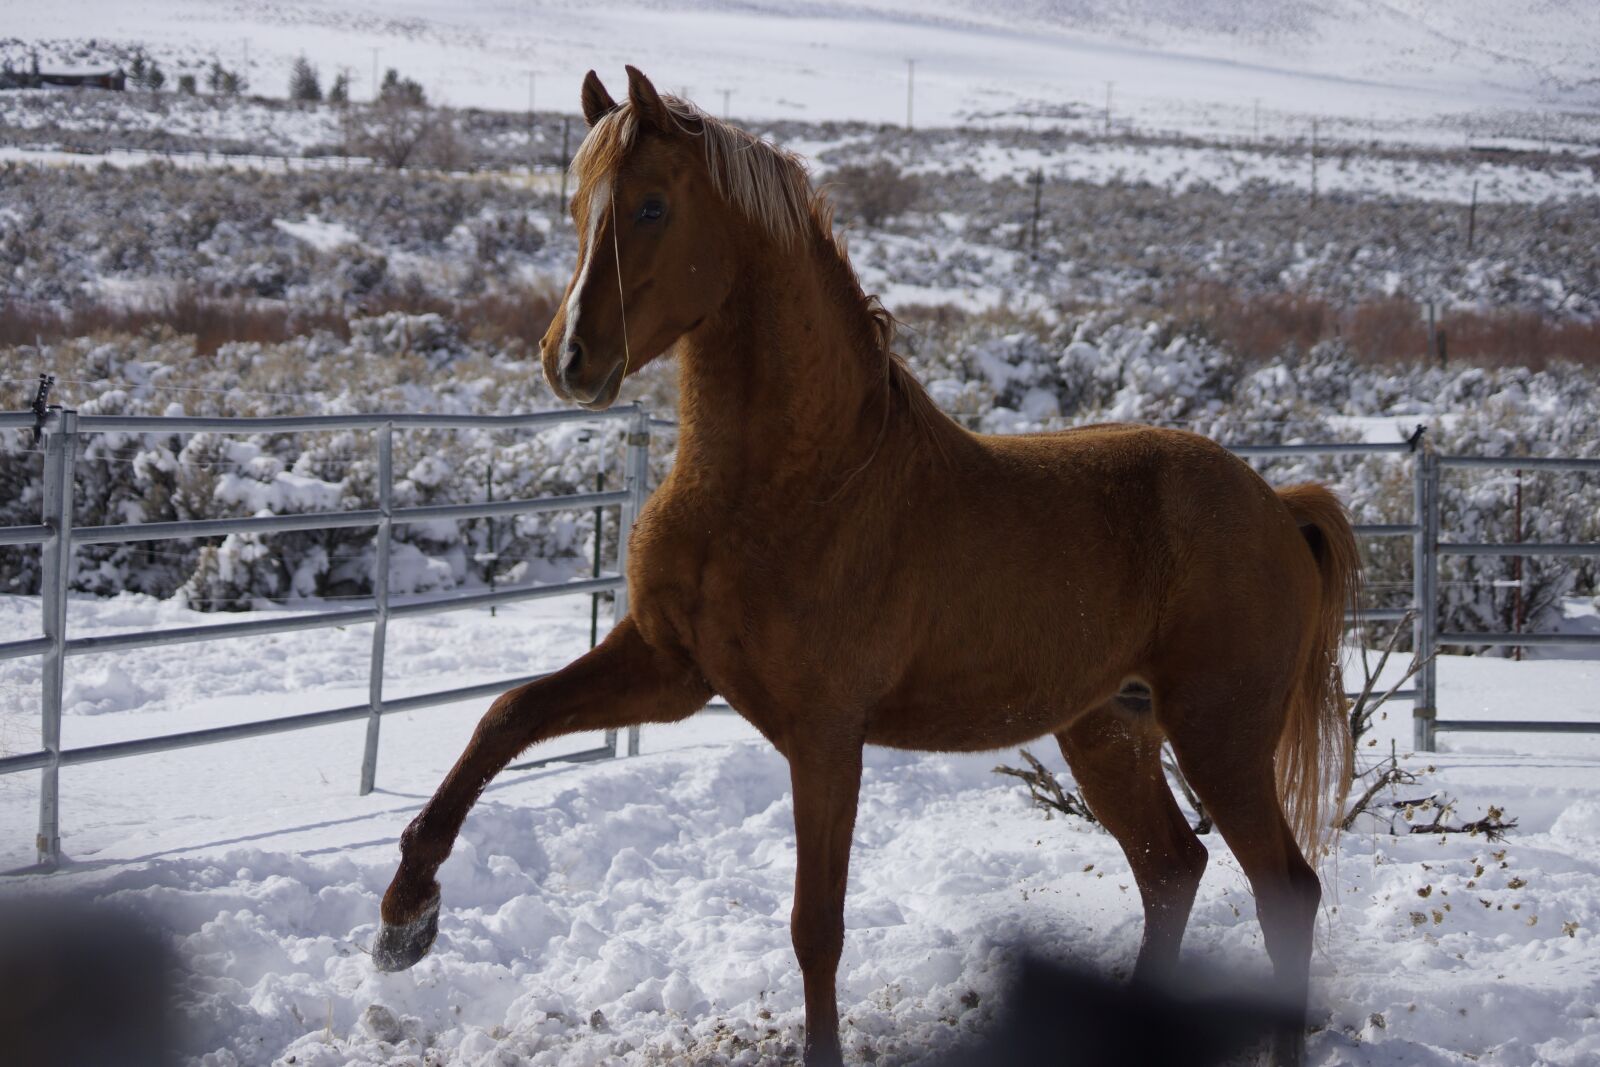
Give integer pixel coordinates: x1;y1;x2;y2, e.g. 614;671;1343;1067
372;892;440;973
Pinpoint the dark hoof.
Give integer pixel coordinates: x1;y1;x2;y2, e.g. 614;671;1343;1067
1268;1026;1306;1067
372;893;440;973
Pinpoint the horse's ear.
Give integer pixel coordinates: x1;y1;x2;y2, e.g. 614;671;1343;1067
581;71;616;128
625;65;668;129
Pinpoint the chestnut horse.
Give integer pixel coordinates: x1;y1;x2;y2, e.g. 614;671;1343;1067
375;67;1358;1067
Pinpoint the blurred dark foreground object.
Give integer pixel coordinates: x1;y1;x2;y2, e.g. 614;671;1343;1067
923;956;1297;1067
0;898;176;1067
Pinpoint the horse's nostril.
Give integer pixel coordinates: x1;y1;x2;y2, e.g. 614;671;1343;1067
564;339;585;375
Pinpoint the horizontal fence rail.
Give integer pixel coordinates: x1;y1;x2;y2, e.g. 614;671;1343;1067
1439;542;1600;558
4;406;1600;869
70;490;633;545
1;404;653;870
1440;455;1600;474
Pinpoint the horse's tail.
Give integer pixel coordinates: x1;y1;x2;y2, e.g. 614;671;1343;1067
1274;483;1359;858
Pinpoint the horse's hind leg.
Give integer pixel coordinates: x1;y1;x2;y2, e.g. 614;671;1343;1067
1056;706;1208;978
374;617;710;971
1165;697;1320;1067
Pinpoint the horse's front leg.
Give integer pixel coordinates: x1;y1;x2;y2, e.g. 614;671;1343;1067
788;735;865;1067
373;616;709;971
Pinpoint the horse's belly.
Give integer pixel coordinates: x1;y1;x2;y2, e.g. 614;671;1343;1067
864;689;1093;752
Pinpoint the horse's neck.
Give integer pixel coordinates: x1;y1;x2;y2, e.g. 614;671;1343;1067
672;244;897;497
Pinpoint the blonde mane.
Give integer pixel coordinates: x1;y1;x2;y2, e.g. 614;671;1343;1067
570;95;825;251
571;92;946;450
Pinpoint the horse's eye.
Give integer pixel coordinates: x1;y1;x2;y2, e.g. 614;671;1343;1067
638;200;665;222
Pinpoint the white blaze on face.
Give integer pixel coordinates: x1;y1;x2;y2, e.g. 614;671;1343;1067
561;177;610;363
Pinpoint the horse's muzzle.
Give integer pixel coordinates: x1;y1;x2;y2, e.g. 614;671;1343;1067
570;360;625;411
549;335;624;410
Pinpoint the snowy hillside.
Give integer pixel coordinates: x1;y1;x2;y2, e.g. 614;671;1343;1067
8;0;1598;136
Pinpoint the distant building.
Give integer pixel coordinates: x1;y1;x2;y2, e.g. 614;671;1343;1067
0;66;126;91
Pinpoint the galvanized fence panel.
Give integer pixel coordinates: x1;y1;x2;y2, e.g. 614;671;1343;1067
1;404;651;869
6;404;1600;868
1421;453;1600;747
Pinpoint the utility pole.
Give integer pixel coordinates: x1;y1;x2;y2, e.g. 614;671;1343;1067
559;116;571;215
1028;168;1043;257
527;71;538;182
339;65;354;169
906;59;915;131
1253;97;1260;142
1310;118;1319;207
721;88;732;121
1105;81;1113;135
1467;179;1478;251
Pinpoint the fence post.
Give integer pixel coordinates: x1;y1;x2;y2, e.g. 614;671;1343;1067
37;408;77;868
596;451;616;758
359;422;393;795
621;406;651;758
1412;448;1440;751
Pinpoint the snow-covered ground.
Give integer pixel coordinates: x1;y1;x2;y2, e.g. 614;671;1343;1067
883;136;1600;204
2;592;1598;1064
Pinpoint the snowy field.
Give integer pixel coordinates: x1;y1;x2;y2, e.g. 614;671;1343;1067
3;592;1599;1065
8;0;1600;145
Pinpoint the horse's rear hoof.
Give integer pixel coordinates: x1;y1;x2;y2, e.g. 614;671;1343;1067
1267;1025;1306;1067
372;893;440;972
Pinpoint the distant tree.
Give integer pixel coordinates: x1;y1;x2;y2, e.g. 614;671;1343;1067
327;72;350;105
177;72;198;95
379;68;426;107
128;51;148;87
207;60;245;95
147;61;166;92
288;56;321;102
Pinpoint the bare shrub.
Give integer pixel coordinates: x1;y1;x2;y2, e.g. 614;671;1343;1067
993;749;1098;824
0;293;347;355
1163;281;1600;370
1341;297;1429;363
1167;281;1330;362
348;100;447;169
827;159;920;226
1;284;560;357
458;289;561;349
1441;309;1600;371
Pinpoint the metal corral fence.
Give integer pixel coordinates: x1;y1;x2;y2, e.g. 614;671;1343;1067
1424;452;1600;745
0;404;653;870
3;409;1600;869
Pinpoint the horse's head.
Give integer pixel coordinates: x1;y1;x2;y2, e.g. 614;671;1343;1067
541;67;741;410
